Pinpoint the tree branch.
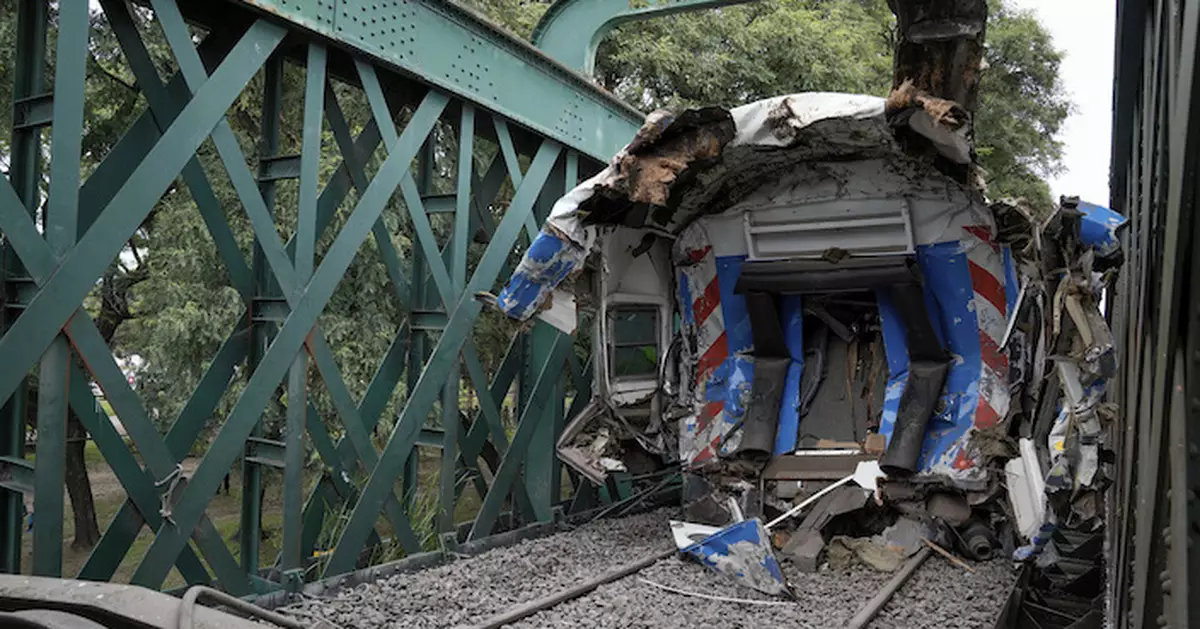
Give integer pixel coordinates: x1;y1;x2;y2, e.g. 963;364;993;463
88;54;138;93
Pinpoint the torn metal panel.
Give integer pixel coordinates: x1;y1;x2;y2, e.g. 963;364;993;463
1006;438;1047;541
877;225;1014;486
669;520;722;551
681;518;790;597
763;450;877;481
496;227;588;320
1066;198;1129;258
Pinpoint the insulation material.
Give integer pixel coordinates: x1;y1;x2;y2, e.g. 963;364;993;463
729;93;886;147
876;225;1012;485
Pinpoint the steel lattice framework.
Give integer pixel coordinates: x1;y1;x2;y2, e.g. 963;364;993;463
0;0;672;595
1111;0;1200;627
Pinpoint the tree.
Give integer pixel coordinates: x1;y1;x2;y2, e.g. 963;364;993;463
975;3;1071;208
460;0;1071;209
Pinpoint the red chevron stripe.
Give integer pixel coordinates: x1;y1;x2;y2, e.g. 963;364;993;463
693;277;721;326
968;260;1006;315
963;225;999;252
696;332;728;385
685;245;712;264
974;399;1002;430
979;333;1008;373
695;400;724;432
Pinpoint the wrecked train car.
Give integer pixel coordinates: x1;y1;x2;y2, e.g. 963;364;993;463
489;89;1124;606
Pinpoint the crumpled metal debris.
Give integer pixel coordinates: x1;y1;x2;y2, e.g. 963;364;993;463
988;196;1125;577
679;518;791;597
827;536;907;572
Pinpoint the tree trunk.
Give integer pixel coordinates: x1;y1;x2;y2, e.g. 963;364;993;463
65;411;100;550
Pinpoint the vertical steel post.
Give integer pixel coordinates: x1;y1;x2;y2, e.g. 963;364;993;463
404;139;436;511
283;42;326;573
243;52;286;577
0;0;48;574
439;105;474;532
521;158;566;520
32;1;89;577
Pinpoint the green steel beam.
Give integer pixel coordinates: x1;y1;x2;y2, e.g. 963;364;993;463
322;82;409;305
31;0;88;577
0;0;47;574
470;324;572;540
0;178;252;591
305;335;420;552
521;159;568;523
232;0;642;160
94;3;250;293
493;118;540;242
439;103;476;533
280;41;326;573
153;0;426;561
130;91;449;589
67;359;215;587
158;0;428;557
531;0;761;76
321;139;562;578
243;49;284;578
0;18;286;420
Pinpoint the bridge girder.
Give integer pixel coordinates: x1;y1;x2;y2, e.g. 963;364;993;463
531;0;762;77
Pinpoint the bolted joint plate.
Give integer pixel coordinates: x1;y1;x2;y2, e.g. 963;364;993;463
235;0;643;161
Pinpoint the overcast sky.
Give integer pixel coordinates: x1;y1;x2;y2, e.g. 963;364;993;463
1009;0;1116;206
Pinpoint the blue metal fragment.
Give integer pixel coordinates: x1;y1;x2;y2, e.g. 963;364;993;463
496;228;587;320
1075;201;1128;257
682;518;790;597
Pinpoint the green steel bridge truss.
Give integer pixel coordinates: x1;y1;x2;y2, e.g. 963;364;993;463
0;0;760;596
0;0;648;595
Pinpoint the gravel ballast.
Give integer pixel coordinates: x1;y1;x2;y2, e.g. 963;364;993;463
280;510;1018;629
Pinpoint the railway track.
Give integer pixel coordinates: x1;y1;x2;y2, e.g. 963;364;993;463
278;510;1016;629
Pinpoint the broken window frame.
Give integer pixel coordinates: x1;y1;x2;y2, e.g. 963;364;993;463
598;294;671;403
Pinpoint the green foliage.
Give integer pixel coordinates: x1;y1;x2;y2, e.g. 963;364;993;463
975;2;1071;209
461;0;1071;208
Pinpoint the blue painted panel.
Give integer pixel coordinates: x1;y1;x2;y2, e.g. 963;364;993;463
496;228;586;320
1003;245;1019;316
913;242;981;471
679;270;695;326
876;243;986;475
875;289;908;441
715;255;753;354
774;295;804;455
683;518;789;596
780;295;804;360
1076;201;1128;257
706;355;754;456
